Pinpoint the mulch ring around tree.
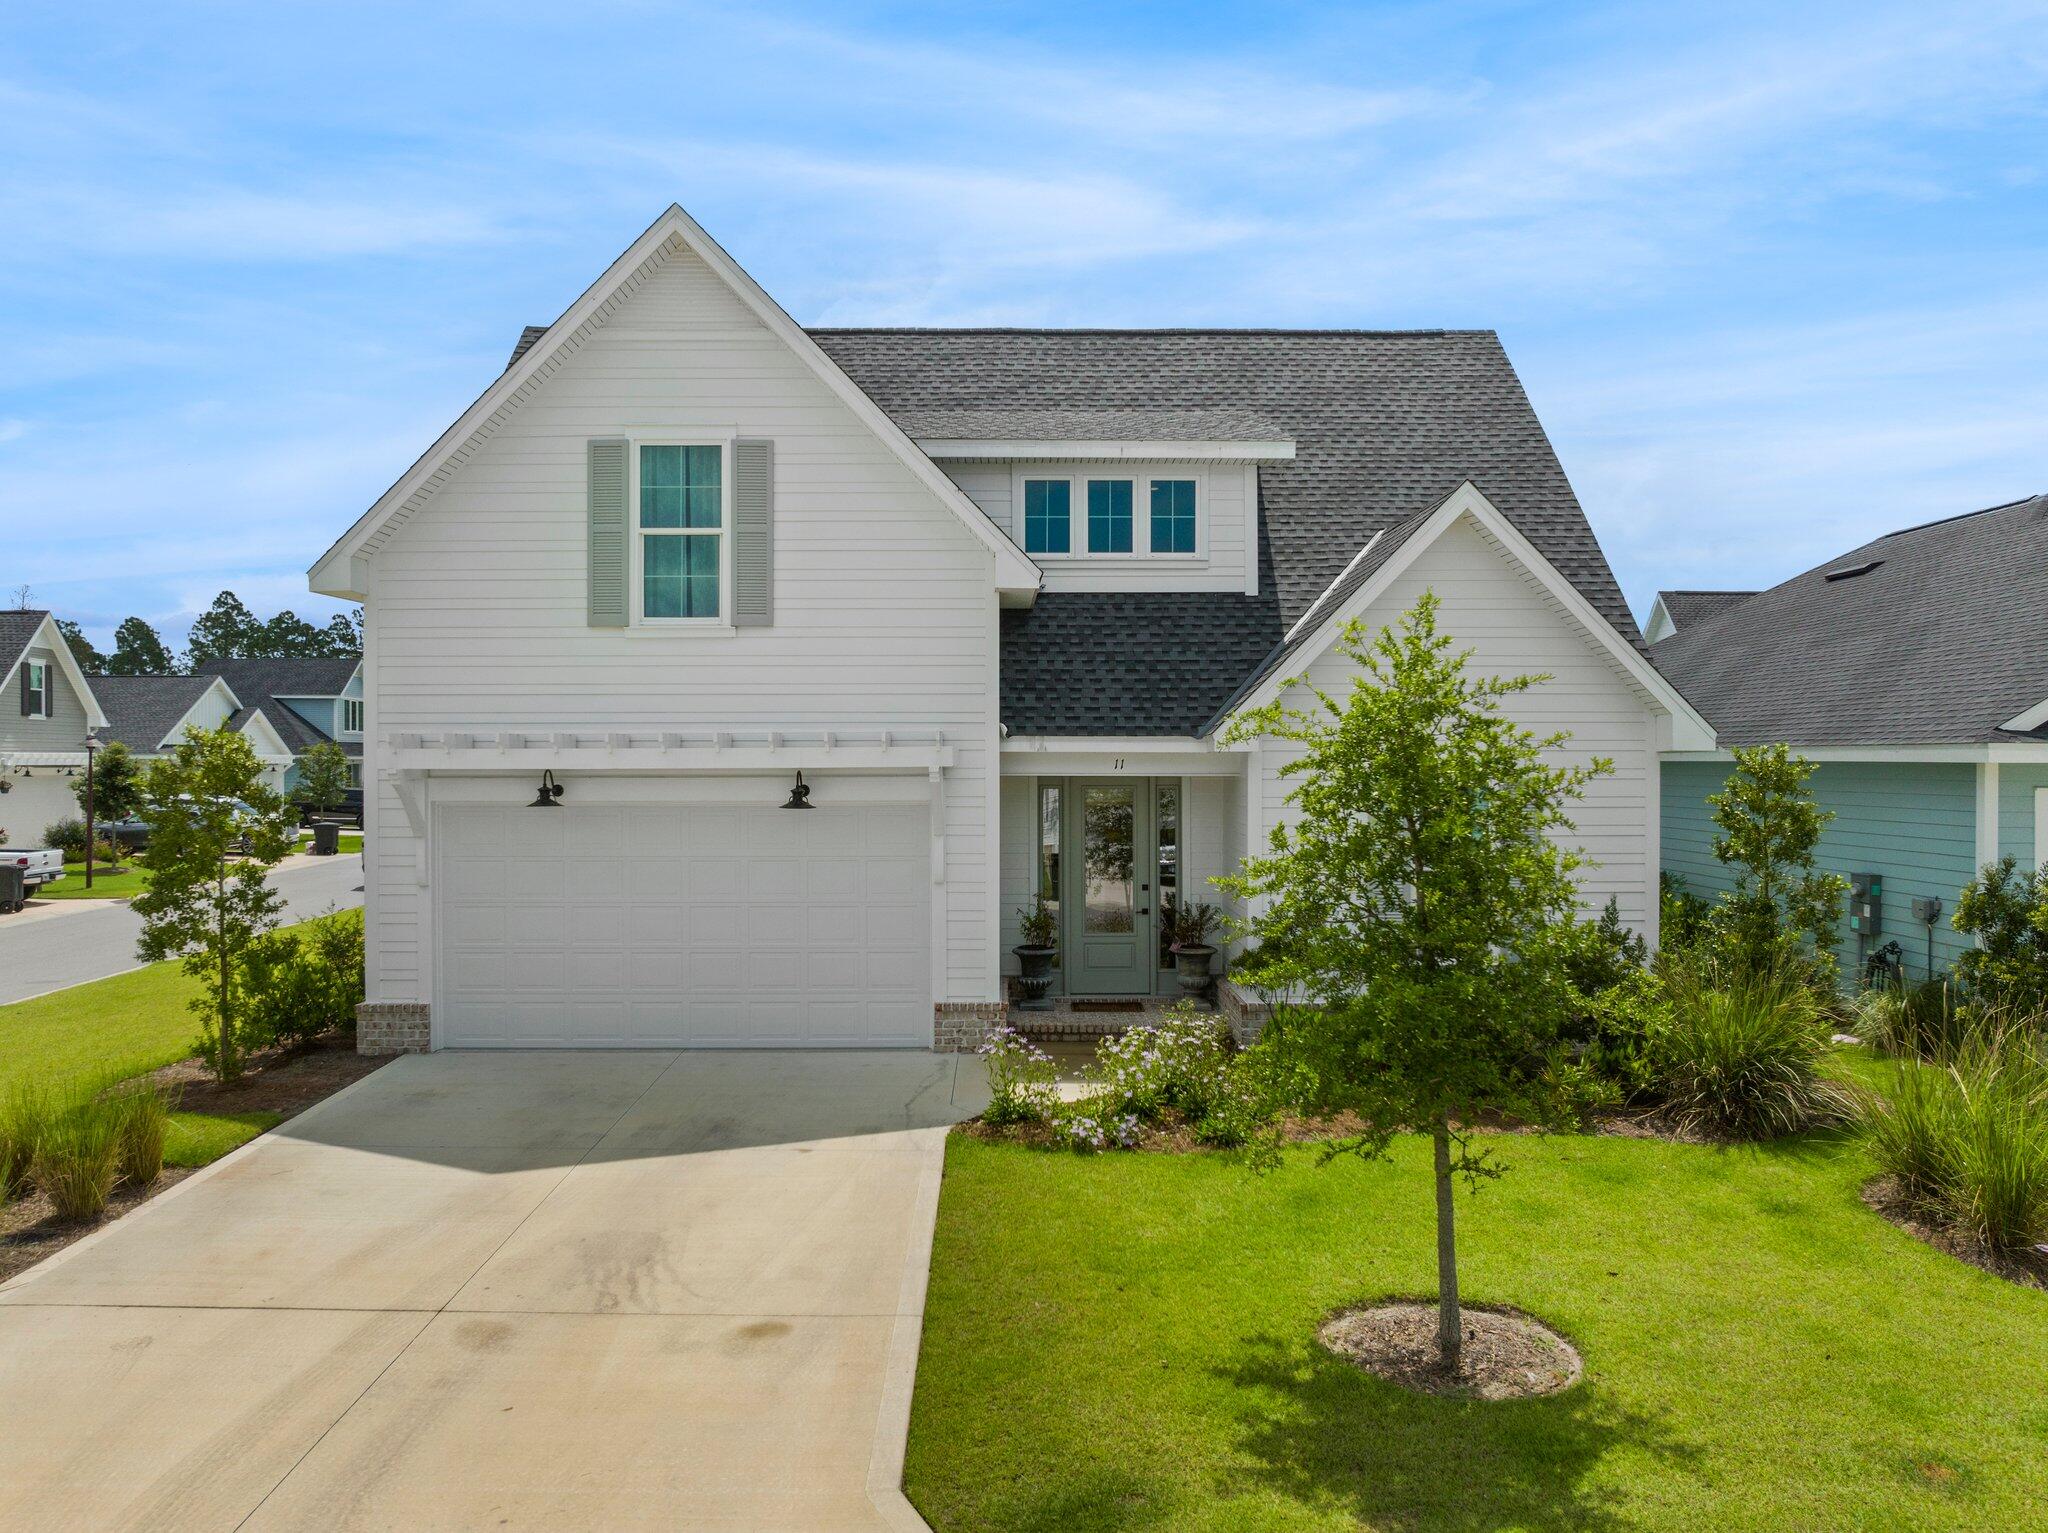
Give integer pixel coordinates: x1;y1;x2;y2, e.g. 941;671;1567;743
1319;1300;1584;1400
1862;1176;2048;1291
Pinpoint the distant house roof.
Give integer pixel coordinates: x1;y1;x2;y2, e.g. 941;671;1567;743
1647;589;1756;641
1651;494;2048;747
91;675;222;753
192;657;361;757
0;609;49;678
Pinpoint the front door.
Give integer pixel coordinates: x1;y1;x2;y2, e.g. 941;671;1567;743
1064;779;1155;995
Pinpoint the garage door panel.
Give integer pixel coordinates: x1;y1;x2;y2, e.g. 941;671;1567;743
438;802;931;1048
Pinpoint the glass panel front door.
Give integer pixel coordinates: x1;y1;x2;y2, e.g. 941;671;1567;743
1065;780;1154;995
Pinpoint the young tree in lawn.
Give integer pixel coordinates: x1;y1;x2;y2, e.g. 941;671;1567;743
294;741;353;819
1220;593;1608;1373
1707;744;1846;981
72;739;141;867
107;616;179;676
131;727;298;1083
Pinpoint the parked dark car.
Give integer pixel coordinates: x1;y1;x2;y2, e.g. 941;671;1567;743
99;816;153;853
300;787;364;829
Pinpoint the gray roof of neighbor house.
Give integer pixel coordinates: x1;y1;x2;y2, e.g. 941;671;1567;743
1652;589;1756;636
90;675;221;754
192;657;362;757
0;609;50;677
508;322;1638;736
1651;493;2048;747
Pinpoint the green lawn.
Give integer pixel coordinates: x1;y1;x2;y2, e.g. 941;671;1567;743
35;863;150;900
0;959;204;1094
165;1110;283;1167
908;1104;2048;1531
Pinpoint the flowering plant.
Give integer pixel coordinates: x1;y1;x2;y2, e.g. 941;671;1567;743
979;1024;1059;1125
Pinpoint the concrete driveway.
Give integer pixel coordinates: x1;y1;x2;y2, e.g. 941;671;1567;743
0;1050;988;1531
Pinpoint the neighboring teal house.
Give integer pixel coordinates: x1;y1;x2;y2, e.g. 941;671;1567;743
191;657;363;793
1651;493;2048;984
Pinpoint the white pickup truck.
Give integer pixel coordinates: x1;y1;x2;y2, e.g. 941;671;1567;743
2;847;64;910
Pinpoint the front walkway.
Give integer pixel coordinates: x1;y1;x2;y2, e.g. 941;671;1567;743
0;1049;988;1530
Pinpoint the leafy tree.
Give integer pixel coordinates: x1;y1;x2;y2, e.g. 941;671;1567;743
1220;593;1609;1373
74;739;141;829
107;616;178;675
183;591;262;668
56;619;106;674
131;727;297;1082
1952;857;2048;1010
295;741;353;817
1707;744;1846;979
324;608;364;654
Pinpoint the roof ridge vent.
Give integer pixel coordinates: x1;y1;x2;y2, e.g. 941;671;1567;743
1822;559;1884;582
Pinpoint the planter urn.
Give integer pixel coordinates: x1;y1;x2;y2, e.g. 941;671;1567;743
1013;945;1057;1010
1172;944;1216;999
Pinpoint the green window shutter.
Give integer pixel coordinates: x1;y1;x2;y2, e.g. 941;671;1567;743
587;438;629;627
733;439;774;628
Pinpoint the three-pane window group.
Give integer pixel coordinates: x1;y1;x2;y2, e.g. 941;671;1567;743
1022;477;1197;556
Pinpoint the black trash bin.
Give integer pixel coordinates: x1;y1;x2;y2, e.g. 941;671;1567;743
312;820;341;856
0;863;25;913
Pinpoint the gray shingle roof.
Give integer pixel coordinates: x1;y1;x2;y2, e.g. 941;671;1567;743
895;406;1287;442
193;657;359;755
508;325;549;370
1651;494;2048;746
813;329;1637;645
0;609;49;678
91;675;219;753
1653;589;1756;636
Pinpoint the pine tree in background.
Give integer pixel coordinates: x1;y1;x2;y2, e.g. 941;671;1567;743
107;616;179;675
55;618;106;674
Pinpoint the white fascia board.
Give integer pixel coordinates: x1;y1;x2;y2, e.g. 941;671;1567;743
1664;742;2048;764
309;204;1042;600
1001;735;1215;754
1222;482;1718;749
20;614;110;729
916;439;1296;462
2000;697;2048;732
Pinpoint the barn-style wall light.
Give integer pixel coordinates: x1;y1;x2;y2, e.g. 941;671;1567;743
529;769;564;808
782;770;815;809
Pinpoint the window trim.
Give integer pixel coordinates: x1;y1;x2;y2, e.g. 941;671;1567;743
1012;466;1205;561
630;434;738;633
24;660;51;718
340;697;364;734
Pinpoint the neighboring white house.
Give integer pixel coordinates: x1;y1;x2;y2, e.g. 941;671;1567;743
310;204;1713;1054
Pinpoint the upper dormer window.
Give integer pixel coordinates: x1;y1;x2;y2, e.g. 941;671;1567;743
1024;479;1071;554
20;660;51;718
1150;479;1196;553
638;444;726;622
341;698;364;733
1087;480;1133;553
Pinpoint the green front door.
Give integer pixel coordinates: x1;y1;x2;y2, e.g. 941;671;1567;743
1064;779;1155;996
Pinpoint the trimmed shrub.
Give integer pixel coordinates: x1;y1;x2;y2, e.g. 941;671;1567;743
32;1104;122;1221
238;906;366;1048
1654;960;1849;1139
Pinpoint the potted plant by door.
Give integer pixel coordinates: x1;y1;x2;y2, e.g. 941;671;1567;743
1013;897;1059;1011
1169;901;1220;998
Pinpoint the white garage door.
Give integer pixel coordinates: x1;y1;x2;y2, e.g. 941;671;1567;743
435;801;931;1047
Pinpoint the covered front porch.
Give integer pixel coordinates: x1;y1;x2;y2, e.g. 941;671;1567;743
998;736;1247;1006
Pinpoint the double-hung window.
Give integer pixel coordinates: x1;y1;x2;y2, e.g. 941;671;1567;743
340;698;364;734
1023;479;1071;554
1087;480;1133;553
639;444;724;621
1150;479;1197;553
23;660;50;717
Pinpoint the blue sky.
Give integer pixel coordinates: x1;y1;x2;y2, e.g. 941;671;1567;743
5;1;2045;647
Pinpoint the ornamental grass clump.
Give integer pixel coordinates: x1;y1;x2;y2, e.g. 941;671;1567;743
0;1080;59;1200
31;1102;122;1222
111;1082;174;1187
1854;977;1971;1061
1655;960;1849;1140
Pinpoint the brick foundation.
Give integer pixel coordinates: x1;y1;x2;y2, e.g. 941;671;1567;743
357;1002;431;1055
933;1001;1006;1052
1216;978;1272;1048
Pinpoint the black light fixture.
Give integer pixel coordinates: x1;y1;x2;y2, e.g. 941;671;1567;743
782;770;815;809
529;769;564;808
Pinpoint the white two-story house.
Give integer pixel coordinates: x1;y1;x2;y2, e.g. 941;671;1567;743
311;205;1710;1054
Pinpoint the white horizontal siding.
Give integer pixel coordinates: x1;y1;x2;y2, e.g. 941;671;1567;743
363;242;1000;1009
944;461;1255;594
1249;516;1659;936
